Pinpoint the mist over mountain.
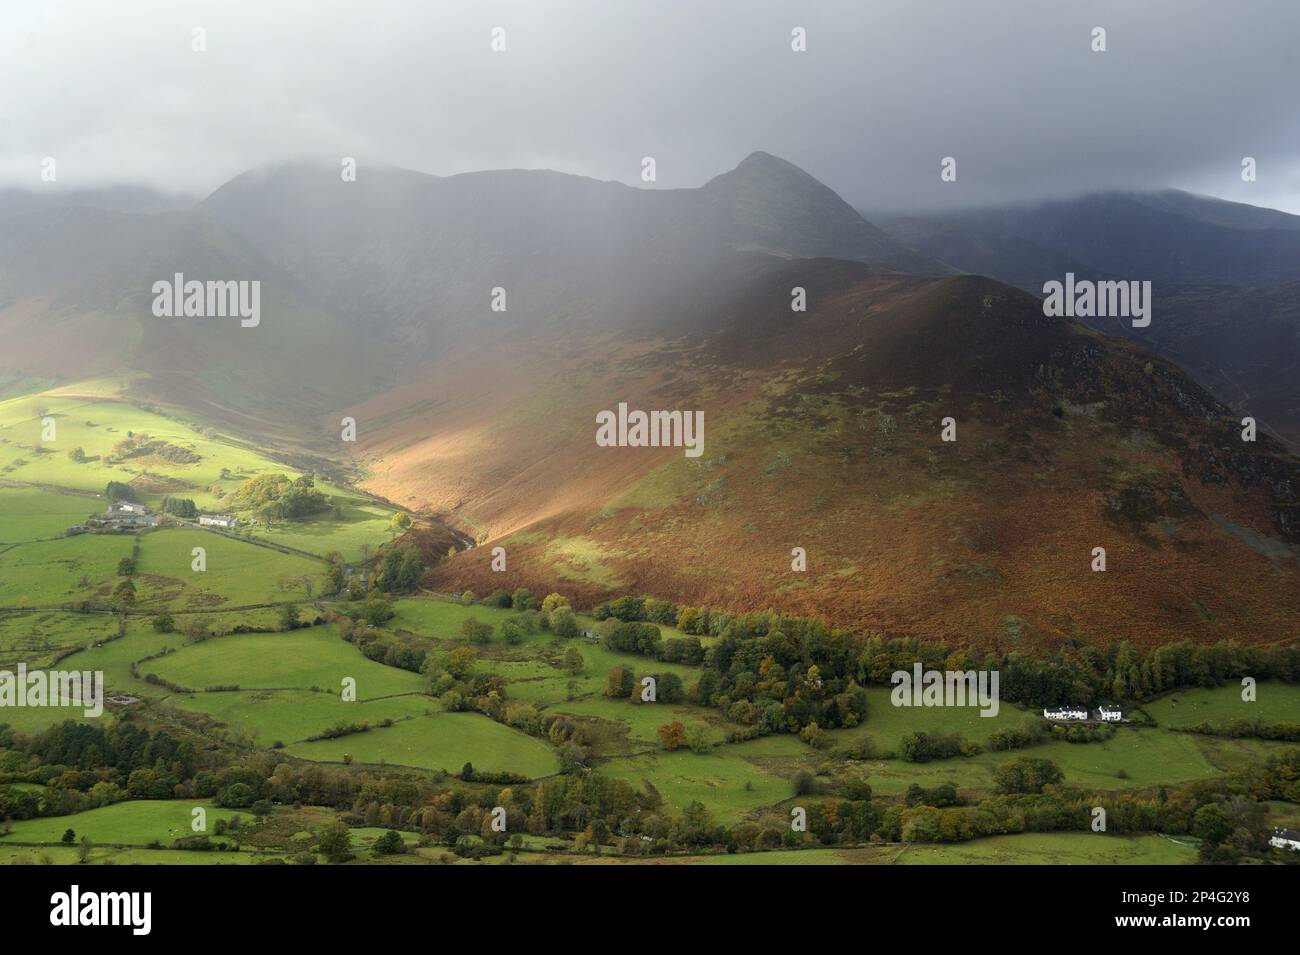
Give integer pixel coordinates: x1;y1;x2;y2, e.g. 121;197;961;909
0;185;195;220
881;191;1300;446
196;152;948;359
880;190;1300;289
1;153;1297;644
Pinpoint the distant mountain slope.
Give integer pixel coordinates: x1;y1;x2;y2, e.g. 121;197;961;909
2;161;1297;648
0;203;391;442
880;191;1300;445
881;190;1300;288
351;266;1300;649
198;153;949;360
0;185;195;219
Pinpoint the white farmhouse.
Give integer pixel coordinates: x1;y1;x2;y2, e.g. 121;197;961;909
198;513;238;528
110;501;150;515
1042;706;1090;721
1097;705;1123;722
1270;827;1300;852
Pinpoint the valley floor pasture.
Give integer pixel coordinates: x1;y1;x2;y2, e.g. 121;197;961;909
1;393;1297;865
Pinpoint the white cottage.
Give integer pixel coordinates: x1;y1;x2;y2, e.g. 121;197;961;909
1042;706;1090;721
1097;706;1123;722
1270;827;1300;852
198;514;238;528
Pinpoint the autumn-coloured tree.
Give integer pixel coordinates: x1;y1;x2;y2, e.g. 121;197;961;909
657;721;687;751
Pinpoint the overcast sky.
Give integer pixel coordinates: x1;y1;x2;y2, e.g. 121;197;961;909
3;0;1298;214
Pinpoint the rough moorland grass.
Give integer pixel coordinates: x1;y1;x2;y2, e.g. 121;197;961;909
0;534;134;607
51;617;195;704
172;689;440;746
138;626;425;698
287;711;561;778
0;610;120;670
895;832;1197;865
133;528;325;609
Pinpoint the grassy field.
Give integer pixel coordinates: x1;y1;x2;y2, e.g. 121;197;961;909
138;625;426;697
45;617;190;705
827;686;1034;752
0;799;239;846
0;485;102;542
2;389;1297;866
1145;682;1300;728
133;527;326;609
0;534;134;607
851;728;1234;796
599;741;795;819
0;844;276;865
391;597;535;638
0;610;120;670
392;597;697;646
553;696;726;750
244;491;398;563
895;832;1197;865
287;711;561;777
0;395;288;506
172;689;440;746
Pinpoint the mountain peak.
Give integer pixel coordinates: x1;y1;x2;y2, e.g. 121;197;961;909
702;152;951;274
708;151;824;190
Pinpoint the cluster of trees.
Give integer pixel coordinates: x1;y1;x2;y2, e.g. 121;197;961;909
0;720;407;836
228;474;329;522
458;590;575;636
575;594;1300;738
104;481;137;502
340;598;395;628
603;666;685;704
0;721;202;814
460;617;494;644
762;755;1290;862
993;757;1065;794
159;496;198;518
655;720;711;754
373;544;426;594
8;716;1295;862
897;731;978;763
422;646;508;716
109;433;201;464
593;595;679;625
598;620;663;656
665;601;1300;702
339;615;426;673
989;719;1116;750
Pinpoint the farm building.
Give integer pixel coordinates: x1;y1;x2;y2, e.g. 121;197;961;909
83;502;159;532
1042;706;1089;721
198;514;239;528
1270;828;1300;851
1097;706;1123;722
